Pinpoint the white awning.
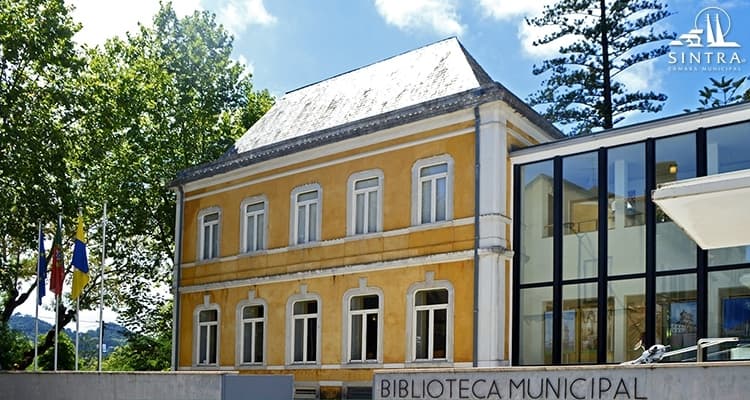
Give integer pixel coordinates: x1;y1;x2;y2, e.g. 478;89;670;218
652;169;750;250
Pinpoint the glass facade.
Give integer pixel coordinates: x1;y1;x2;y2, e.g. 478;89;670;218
514;121;750;365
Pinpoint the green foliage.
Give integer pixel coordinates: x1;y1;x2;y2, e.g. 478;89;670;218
37;330;76;370
686;76;749;111
0;0;273;370
0;322;31;370
0;0;83;323
103;301;172;371
526;0;675;135
75;2;273;334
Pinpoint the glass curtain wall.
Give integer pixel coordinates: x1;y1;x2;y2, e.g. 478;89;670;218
515;120;750;365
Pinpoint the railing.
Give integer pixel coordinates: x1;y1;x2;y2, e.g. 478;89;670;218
623;337;740;364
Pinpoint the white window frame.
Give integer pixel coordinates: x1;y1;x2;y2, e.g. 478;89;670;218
289;184;322;246
411;155;454;226
286;289;322;366
342;283;384;364
406;275;454;363
236;292;267;366
198;207;221;261
193;297;220;367
240;195;267;253
346;169;384;236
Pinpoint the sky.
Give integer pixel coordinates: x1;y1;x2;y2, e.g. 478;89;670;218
66;0;750;122
17;0;750;328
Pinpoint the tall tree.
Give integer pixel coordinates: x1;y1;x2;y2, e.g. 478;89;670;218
69;2;273;364
526;0;675;135
687;76;749;111
2;1;273;370
0;0;82;325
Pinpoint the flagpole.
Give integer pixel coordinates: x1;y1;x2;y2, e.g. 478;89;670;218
74;208;81;371
34;221;41;371
75;297;79;371
98;202;107;372
54;214;61;371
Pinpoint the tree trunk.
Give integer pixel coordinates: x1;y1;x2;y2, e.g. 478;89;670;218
600;0;613;129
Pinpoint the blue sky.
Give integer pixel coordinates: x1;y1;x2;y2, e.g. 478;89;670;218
68;0;750;128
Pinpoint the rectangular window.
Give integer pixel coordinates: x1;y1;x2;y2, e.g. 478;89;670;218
296;190;319;244
353;177;379;234
349;294;379;362
200;212;219;260
655;134;697;271
292;300;318;363
244;202;265;252
241;305;264;364
413;289;448;360
562;152;598;280
198;309;218;365
419;163;448;224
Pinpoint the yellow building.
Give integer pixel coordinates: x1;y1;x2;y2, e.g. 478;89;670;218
170;38;561;399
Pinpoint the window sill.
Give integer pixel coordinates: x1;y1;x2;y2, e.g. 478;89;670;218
405;359;452;368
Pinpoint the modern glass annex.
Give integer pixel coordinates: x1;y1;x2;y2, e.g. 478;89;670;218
512;116;750;365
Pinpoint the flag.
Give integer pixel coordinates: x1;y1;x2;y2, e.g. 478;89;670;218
71;214;89;300
37;227;47;305
49;218;65;296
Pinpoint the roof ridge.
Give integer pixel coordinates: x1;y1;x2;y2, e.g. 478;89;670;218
285;37;462;95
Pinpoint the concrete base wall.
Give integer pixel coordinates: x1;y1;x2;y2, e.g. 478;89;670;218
0;372;292;400
374;361;750;400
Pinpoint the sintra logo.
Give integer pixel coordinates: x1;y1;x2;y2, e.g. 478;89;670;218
668;6;745;72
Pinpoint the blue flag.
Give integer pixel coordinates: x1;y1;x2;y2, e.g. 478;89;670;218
37;228;46;305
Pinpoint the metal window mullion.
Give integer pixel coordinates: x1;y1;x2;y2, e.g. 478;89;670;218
552;156;563;364
696;128;708;342
597;147;608;364
645;139;656;348
428;308;435;360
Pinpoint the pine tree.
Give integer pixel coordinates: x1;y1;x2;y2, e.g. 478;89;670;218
526;0;675;135
686;76;749;111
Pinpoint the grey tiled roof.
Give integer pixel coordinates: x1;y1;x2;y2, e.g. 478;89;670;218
172;38;562;185
229;38;493;156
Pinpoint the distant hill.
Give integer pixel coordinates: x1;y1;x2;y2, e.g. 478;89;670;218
9;314;128;355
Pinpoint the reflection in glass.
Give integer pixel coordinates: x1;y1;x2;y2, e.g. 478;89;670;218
607;144;645;276
519;161;554;284
707;123;750;265
561;283;598;364
708;269;750;361
607;279;645;363
563;152;598;280
518;287;552;365
655;134;696;271
656;274;697;361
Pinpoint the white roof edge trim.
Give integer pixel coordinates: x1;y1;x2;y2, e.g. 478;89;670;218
652;169;750;200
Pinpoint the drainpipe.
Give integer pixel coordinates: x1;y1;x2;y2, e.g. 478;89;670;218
171;184;185;370
473;105;481;367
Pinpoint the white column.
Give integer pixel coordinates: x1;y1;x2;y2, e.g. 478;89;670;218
475;102;510;366
478;102;508;249
475;252;509;366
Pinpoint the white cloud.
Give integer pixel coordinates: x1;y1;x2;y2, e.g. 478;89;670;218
217;0;277;37
68;0;200;46
374;0;464;36
477;0;546;21
237;54;255;79
615;58;660;93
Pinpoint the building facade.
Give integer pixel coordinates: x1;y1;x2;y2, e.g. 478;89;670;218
511;104;750;366
170;38;561;399
171;38;750;399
